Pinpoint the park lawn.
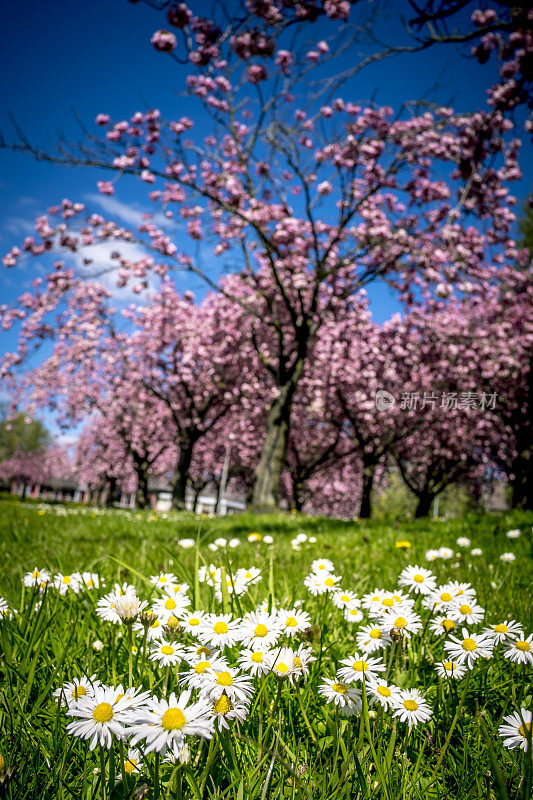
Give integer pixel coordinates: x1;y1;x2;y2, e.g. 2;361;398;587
0;498;532;799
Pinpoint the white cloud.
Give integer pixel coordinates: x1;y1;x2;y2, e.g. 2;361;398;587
85;193;168;230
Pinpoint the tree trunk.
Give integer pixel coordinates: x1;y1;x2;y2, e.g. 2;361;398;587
414;489;435;518
359;459;376;519
292;477;304;512
252;381;297;510
105;475;117;508
172;436;195;510
135;466;150;509
510;449;533;510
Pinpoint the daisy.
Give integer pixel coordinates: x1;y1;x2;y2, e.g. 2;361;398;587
311;558;335;573
456;537;471;547
398;565;436;595
133;615;165;642
293;644;316;682
434;660;467;680
331;590;360;610
498;709;532;751
238;648;272;676
97;587;137;625
180;652;229;690
53;573;81;595
505;529;521;539
248;533;262;543
338;652;386;683
210;694;250;731
23;567;51;589
239;611;283;649
429;615;458;637
66;684;132;750
150;572;178;589
438;547;454;559
447;581;477;600
277;607;311;636
114;593;148;623
318;677;362;712
80;572;103;590
381;609;422;639
367;679;401;710
483;620;524;644
152;592;190;623
150;639;186;668
425;549;440;562
235;567;262;585
54;675;100;707
356;624;392;654
304;572;342;595
228;538;241;548
177;538;195;549
0;598;14;620
123;748;143;776
183;643;216;665
126;690;214;760
197;614;242;648
503;634;533;666
500;552;516;563
471;548;483;556
362;589;387;612
199;667;254;703
444;627;494;668
344;607;364;623
178;609;207;635
265;646;301;680
450;600;485;626
392;689;432;727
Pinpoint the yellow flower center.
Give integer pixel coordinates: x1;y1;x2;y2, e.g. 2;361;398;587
348;609;359;616
164;598;176;610
214;621;228;634
251;652;263;663
195;660;210;673
216;671;233;686
161;708;186;731
340;595;351;602
403;699;418;711
372;596;380;602
494;624;508;633
382;598;394;607
462;638;477;651
516;641;531;652
318;565;326;570
285;616;297;627
352;660;367;672
158;577;167;583
150;620;160;629
377;686;391;697
72;686;87;699
161;645;174;655
214;695;233;715
86;579;94;587
124;758;137;775
93;703;113;723
395;617;407;628
63;576;71;584
254;624;268;637
413;575;424;583
167;615;180;628
440;592;452;602
32;570;40;578
325;577;335;587
370;629;382;639
189;618;200;626
444;661;456;671
441;619;455;632
459;604;471;615
275;662;289;673
245;572;252;579
294;656;302;668
519;722;532;737
332;683;347;694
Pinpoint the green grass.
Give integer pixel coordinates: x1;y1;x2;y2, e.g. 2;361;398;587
0;499;531;799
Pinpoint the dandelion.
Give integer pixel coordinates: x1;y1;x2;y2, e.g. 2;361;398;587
503;634;533;666
444;627;494;668
338;652;386;683
392;689;432;727
500;552;516;563
398;565;436;595
248;532;262;543
66;684;133;750
434;660;467;679
126;690;214;760
395;541;411;550
498;709;532;751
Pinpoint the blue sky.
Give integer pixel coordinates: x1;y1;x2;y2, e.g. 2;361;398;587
0;0;531;424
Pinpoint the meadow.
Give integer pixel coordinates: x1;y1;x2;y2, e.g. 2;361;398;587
0;498;531;799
